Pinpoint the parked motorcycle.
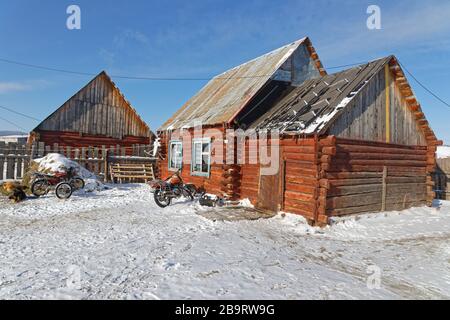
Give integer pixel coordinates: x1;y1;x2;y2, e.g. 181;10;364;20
30;167;85;199
151;171;198;208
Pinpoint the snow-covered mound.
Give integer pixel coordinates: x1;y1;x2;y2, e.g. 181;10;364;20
437;146;450;159
25;153;104;192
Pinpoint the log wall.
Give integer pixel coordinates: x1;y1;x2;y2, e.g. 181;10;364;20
158;131;437;225
322;137;433;217
158;128;232;199
32;130;150;155
280;136;320;221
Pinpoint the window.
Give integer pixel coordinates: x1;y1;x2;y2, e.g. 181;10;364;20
168;141;183;171
191;139;211;176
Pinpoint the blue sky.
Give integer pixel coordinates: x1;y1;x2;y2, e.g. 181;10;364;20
0;0;449;142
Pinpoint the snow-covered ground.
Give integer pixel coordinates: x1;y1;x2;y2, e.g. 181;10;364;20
1;184;450;300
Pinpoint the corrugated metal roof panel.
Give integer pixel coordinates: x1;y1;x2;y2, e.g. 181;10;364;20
160;37;323;130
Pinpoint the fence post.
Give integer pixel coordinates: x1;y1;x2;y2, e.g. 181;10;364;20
38;142;45;157
103;148;109;183
81;147;87;168
381;166;388;211
0;142;5;181
15;144;24;179
6;143;15;179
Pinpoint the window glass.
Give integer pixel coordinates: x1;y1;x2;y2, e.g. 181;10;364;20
192;140;211;176
169;141;182;170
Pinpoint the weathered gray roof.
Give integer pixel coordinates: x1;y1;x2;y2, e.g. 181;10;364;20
251;57;392;134
160;37;325;130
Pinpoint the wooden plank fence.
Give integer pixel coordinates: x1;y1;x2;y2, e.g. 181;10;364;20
0;141;157;182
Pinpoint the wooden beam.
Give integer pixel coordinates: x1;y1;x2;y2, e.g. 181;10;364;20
385;65;391;143
409;104;420;112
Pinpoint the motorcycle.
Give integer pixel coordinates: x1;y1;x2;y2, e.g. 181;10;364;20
30;167;85;199
151;171;199;208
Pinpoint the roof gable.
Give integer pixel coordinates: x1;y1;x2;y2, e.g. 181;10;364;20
33;72;151;139
160;37;325;131
251;57;390;133
251;56;438;144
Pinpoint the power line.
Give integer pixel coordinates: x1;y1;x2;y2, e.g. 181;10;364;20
1;56;449;109
327;61;369;70
0;115;27;132
0;57;269;81
398;61;450;108
0;56;369;80
0;105;41;121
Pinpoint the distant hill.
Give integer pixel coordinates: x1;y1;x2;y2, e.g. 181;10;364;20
0;131;27;136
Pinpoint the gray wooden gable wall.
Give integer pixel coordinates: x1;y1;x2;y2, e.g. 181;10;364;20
36;74;150;139
328;67;426;146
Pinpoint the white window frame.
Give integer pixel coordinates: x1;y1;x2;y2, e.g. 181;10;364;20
168;140;183;171
191;138;211;177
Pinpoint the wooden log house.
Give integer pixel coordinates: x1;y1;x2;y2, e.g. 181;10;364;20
28;71;153;154
158;38;441;225
158;37;325;199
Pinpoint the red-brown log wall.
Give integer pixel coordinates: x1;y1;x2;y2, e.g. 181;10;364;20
33;130;150;155
158;127;230;199
323;137;432;217
239;138;261;204
280;136;320;221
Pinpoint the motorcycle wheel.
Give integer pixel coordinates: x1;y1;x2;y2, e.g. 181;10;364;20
154;189;171;208
55;182;73;200
31;179;50;197
70;178;85;191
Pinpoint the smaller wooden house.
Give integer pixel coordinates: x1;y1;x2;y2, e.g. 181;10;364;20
29;72;153;153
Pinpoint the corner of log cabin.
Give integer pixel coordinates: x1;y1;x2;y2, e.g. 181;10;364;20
279;136;320;222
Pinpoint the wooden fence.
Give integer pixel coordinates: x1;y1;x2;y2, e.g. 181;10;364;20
434;158;450;200
0;141;157;182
